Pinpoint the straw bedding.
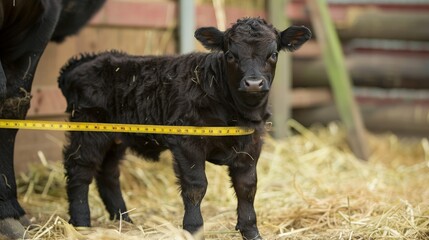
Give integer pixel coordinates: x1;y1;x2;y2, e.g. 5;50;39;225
14;120;429;239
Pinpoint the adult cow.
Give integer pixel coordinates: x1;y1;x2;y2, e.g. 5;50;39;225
0;0;105;238
59;17;311;239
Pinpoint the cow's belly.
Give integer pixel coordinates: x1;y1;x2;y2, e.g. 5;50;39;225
0;0;43;54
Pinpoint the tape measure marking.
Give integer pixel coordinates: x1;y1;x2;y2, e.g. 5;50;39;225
0;119;254;136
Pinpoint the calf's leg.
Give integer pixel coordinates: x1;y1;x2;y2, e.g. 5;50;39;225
170;144;207;235
95;142;132;223
229;157;262;240
64;138;96;227
64;131;111;227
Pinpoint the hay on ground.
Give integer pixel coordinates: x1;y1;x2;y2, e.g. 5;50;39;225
16;120;429;239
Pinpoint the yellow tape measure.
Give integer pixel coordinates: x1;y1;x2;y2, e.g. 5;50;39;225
0;119;254;136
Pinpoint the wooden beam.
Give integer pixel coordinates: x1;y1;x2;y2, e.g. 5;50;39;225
292;54;429;89
306;0;369;160
291;88;332;108
90;1;178;28
268;0;292;138
287;0;429;23
27;86;67;117
287;1;429;41
89;1;266;29
293;102;429;137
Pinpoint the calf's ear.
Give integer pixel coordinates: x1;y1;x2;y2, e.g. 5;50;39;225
195;27;224;51
279;26;312;52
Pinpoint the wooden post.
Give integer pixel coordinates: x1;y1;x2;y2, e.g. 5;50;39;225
268;0;292;138
306;0;370;160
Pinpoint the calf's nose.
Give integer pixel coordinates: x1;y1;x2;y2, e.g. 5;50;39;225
239;78;269;92
244;79;264;91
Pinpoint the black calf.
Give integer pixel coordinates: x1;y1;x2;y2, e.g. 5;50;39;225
59;17;311;239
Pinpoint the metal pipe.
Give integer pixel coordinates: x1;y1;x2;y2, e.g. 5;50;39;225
179;0;196;54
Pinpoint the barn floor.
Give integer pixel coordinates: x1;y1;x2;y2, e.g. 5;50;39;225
13;120;429;239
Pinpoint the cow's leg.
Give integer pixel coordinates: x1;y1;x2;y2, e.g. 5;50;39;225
0;90;32;239
229;148;262;240
0;60;6;100
170;143;207;235
95;142;132;223
0;2;60;233
0;129;27;239
0;50;56;239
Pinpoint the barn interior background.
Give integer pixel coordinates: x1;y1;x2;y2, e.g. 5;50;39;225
12;0;429;239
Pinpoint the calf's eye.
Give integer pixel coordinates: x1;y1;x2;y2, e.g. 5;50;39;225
269;52;278;62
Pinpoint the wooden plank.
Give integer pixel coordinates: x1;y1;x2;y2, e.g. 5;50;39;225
32;44;59;86
90;1;177;28
291;40;320;58
72;27;177;56
75;27;100;53
292;54;429;89
293;102;429;137
292;88;332;108
196;4;266;27
89;1;266;29
288;1;429;41
14;116;67;172
337;10;429;41
287;0;429;23
33;36;78;87
27;86;67;117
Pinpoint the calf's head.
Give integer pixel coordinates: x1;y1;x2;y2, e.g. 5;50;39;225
195;18;311;109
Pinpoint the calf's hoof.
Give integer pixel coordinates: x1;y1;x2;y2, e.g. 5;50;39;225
68;216;91;228
112;213;133;224
121;215;133;224
0;218;26;239
243;234;263;240
239;229;263;240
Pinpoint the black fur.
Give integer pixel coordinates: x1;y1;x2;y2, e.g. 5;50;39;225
51;0;106;43
0;0;105;238
59;17;311;239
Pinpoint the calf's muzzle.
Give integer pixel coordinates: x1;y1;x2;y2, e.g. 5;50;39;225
239;77;269;92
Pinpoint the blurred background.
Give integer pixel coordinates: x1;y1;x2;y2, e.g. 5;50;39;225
15;0;429;170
